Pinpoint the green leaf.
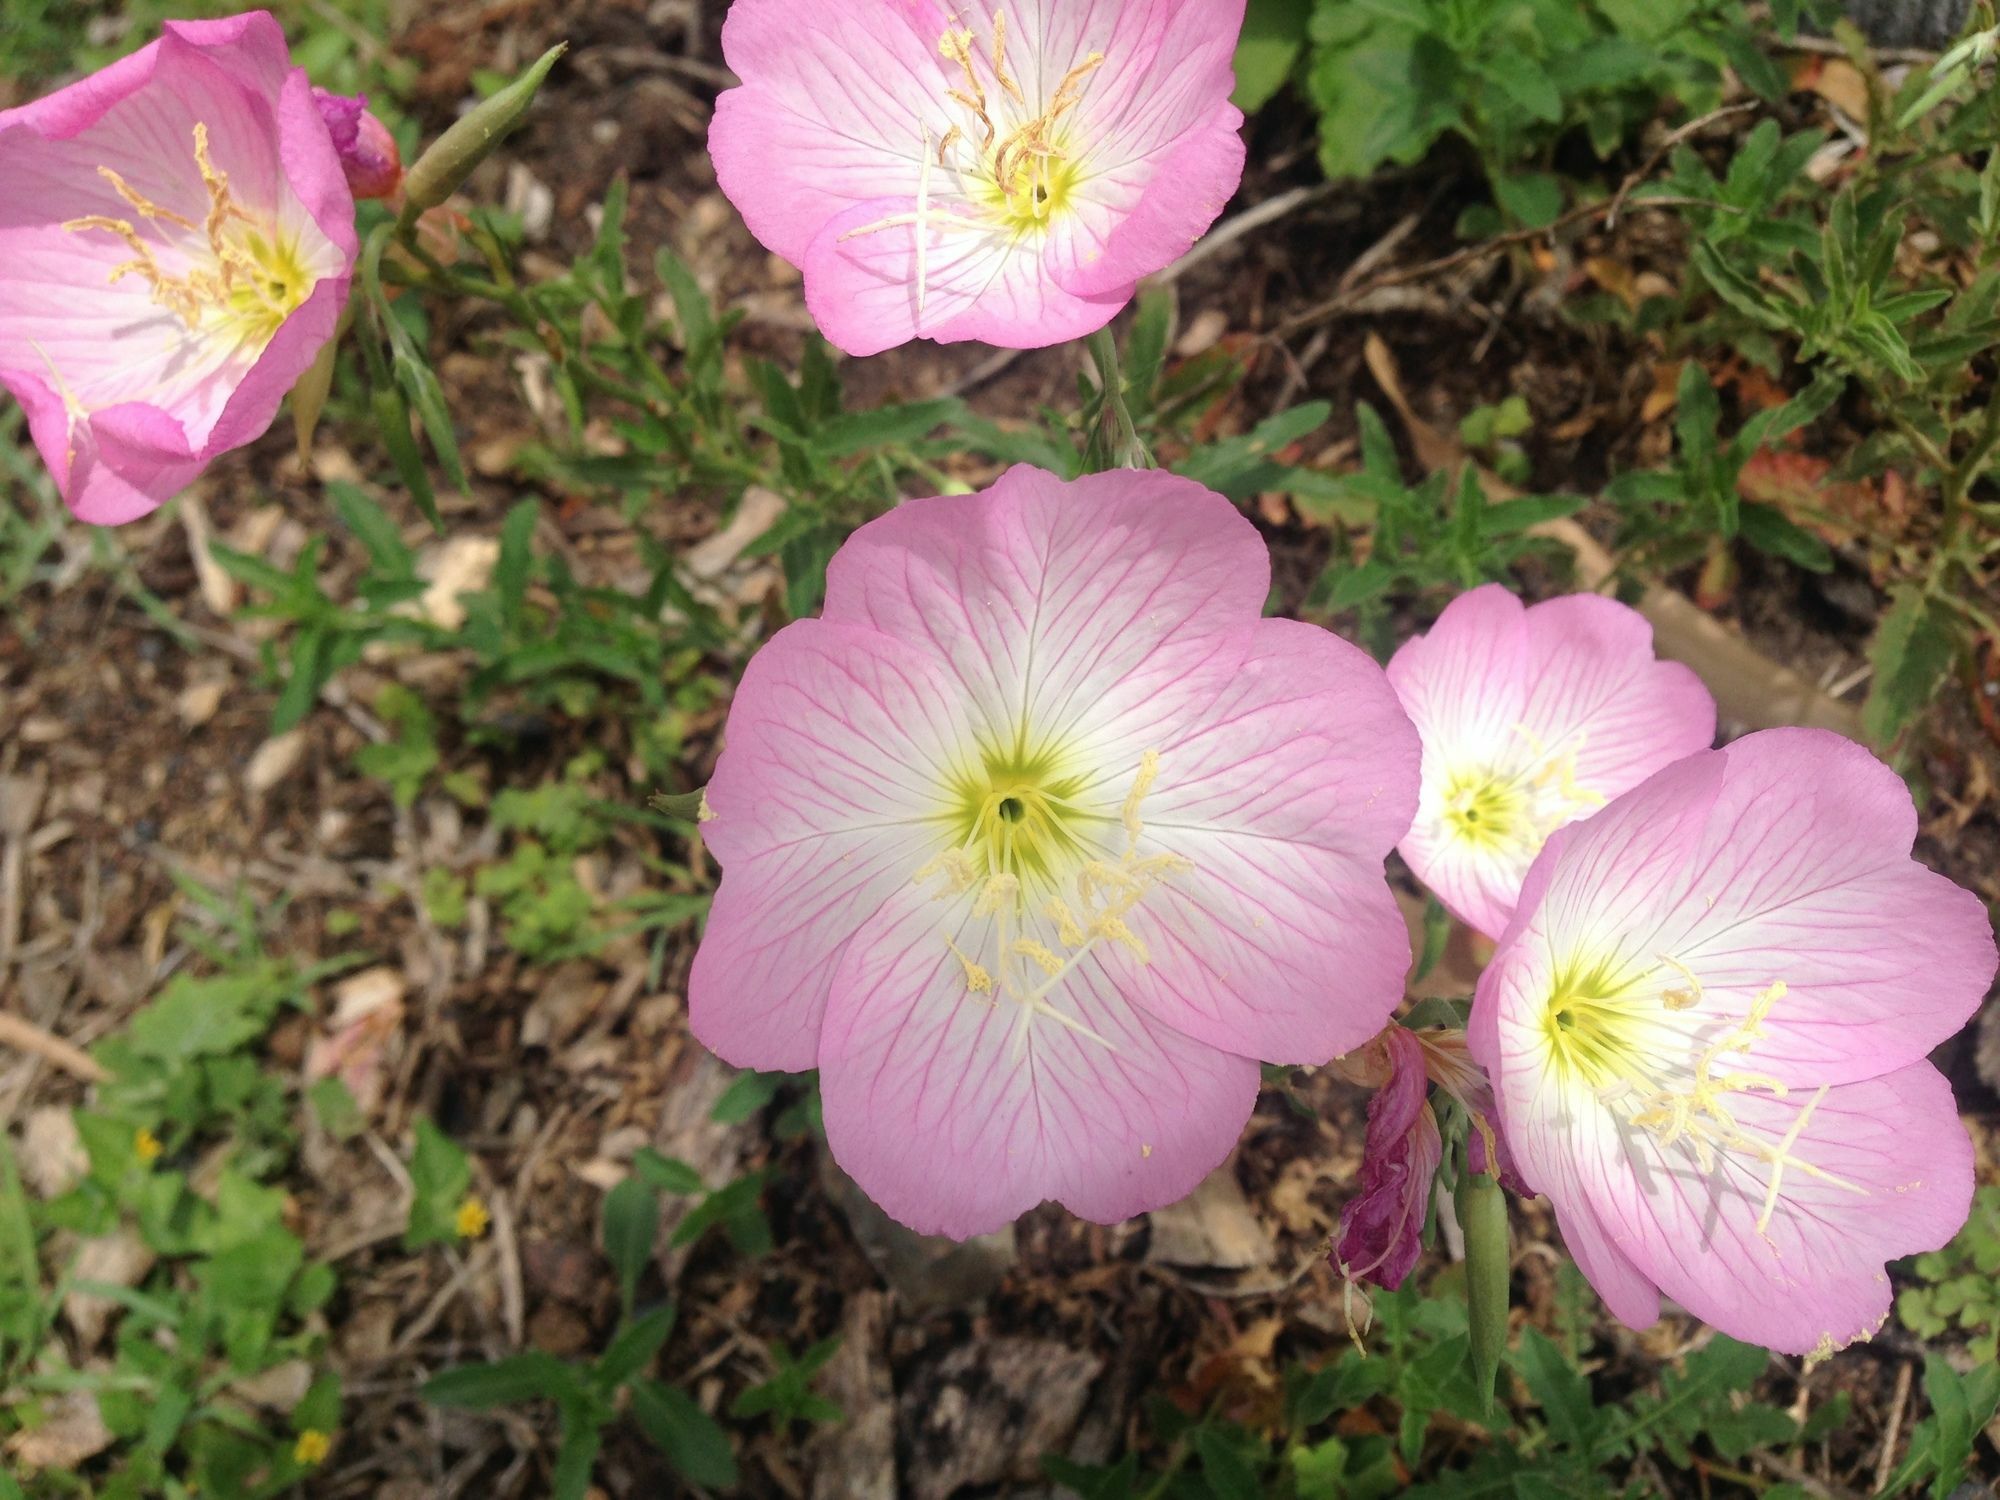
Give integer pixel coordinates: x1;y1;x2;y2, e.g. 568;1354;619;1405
404;1118;475;1250
496;500;539;628
1492;170;1564;229
1193;1425;1262;1500
425;1352;580;1410
1738;503;1833;573
1479;53;1563;123
602;1177;659;1318
632;1149;707;1196
1862;587;1961;746
1233;0;1311;112
1512;1327;1598;1452
813;399;962;457
550;1415;603;1500
597;1303;676;1390
711;1070;785;1124
632;1380;742;1490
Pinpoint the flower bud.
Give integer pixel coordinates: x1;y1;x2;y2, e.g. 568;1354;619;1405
400;45;566;220
313;89;403;201
1457;1166;1511;1415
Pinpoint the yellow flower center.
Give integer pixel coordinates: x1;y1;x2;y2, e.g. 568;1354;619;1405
936;14;1101;237
1440;725;1605;858
64;122;315;357
917;747;1191;1057
1540;960;1863;1236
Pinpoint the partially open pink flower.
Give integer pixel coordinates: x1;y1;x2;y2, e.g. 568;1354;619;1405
312;89;402;201
709;0;1248;356
691;465;1419;1238
0;13;357;524
1388;585;1716;941
1471;728;1995;1355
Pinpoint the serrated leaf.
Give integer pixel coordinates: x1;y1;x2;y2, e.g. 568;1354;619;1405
1862;587;1960;746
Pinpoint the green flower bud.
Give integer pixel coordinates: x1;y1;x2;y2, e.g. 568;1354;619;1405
1457;1166;1511;1416
400;44;567;223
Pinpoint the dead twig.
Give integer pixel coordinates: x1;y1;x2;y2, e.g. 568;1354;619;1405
1875;1359;1915;1494
0;1006;107;1085
1280;104;1758;338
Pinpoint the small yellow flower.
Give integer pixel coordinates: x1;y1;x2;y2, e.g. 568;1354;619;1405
293;1429;332;1466
134;1128;163;1164
454;1195;491;1240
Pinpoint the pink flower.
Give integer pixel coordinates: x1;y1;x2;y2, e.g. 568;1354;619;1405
312;89;402;201
1388;585;1716;941
1471;728;1996;1355
690;465;1420;1238
0;13;357;524
709;0;1248;356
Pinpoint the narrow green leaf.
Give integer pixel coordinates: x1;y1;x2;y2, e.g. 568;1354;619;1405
602;1177;659;1318
632;1380;742;1489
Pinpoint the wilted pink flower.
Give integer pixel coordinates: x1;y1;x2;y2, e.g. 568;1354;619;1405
709;0;1248;356
1333;1024;1527;1295
0;13;357;524
312;89;402;201
1388;585;1715;941
690;465;1419;1238
1472;728;1995;1355
1333;1026;1441;1292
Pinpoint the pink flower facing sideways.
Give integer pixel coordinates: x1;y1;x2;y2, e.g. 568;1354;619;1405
0;13;357;524
690;465;1420;1238
1472;728;1997;1356
1388;585;1716;941
709;0;1248;356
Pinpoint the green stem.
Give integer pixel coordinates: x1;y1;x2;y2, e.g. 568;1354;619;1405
1082;327;1151;472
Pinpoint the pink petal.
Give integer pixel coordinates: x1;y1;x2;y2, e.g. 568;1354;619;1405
690;619;975;1072
709;0;1247;353
801;195;1128;356
1524;732;1994;1087
818;880;1259;1239
1334;1027;1442;1290
1577;1064;1972;1355
1106;618;1418;1062
823;465;1270;752
710;0;943;265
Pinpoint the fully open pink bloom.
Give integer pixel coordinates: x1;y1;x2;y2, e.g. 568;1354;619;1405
691;465;1419;1238
1388;585;1715;941
709;0;1248;356
0;13;357;524
1471;728;1995;1355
